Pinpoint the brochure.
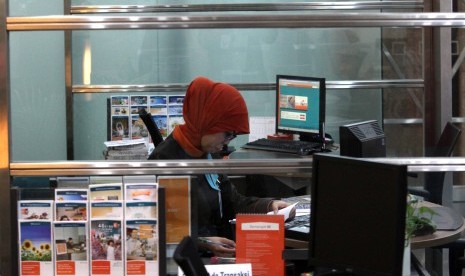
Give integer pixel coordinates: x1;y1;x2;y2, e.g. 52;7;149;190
235;214;285;276
55;189;88;202
53;221;88;276
109;94;184;141
125;183;158;202
89;184;123;201
18;200;54;221
90;202;123;219
125;202;157;220
19;220;53;276
56;201;88;222
90;219;123;276
125;219;159;276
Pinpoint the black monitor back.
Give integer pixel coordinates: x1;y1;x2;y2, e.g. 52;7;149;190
339;120;386;157
173;236;209;276
309;154;407;275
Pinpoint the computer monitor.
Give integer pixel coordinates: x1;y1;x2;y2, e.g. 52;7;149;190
276;75;326;142
339;120;386;157
309;154;407;275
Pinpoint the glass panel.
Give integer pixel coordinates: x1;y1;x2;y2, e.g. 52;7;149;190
9;0;64;16
383;87;424;157
10;31;67;161
8;26;425;161
72;28;386;85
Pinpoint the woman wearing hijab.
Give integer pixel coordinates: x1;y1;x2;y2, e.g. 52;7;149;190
149;76;291;257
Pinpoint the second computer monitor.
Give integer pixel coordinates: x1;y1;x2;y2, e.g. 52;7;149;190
276;75;326;142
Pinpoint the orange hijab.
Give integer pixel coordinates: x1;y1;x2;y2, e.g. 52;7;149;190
173;76;250;157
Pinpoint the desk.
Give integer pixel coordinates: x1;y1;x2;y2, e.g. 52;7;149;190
411;201;465;250
229;148;313;160
283;199;465;250
284;200;465;275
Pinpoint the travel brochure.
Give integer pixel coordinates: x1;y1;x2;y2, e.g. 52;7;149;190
53;222;88;276
125;219;159;276
90;219;124;276
110;95;185;142
17;181;161;276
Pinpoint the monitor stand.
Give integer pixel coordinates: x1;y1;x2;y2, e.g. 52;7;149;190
299;133;324;143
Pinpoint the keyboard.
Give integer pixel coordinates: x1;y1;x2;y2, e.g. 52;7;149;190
285;214;311;241
242;138;323;155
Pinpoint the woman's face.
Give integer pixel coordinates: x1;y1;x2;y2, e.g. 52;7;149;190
201;132;233;153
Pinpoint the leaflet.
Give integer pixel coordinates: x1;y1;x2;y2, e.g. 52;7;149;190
90;219;123;276
90;201;123;219
125;201;157;220
55;189;88;202
53;221;88;276
89;184;123;201
125;219;159;276
18;200;54;221
19;220;53;276
55;201;88;222
235;214;285;276
125;183;157;202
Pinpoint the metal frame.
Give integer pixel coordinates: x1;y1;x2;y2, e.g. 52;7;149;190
2;2;463;275
7;13;465;30
70;2;424;13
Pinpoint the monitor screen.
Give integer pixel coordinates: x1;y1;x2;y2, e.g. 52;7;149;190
309;154;407;275
276;75;326;141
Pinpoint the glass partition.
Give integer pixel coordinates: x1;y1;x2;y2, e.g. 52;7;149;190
10;26;427;160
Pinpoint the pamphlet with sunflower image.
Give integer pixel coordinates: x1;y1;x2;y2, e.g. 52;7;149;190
19;220;53;275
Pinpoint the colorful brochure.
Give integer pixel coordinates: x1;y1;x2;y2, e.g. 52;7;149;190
56;201;88;222
19;220;53;276
18;200;54;221
90;219;123;276
53;221;88;276
125;219;159;276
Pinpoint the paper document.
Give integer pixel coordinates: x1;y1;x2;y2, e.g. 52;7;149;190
249;116;275;142
267;202;298;221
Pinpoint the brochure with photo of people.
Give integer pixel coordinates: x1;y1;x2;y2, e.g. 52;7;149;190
53;221;88;276
56;201;87;222
109;94;185;141
125;219;159;276
90;219;123;276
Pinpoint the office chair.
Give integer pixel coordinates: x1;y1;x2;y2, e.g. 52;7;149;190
407;122;463;276
173;236;209;276
138;108;164;147
408;122;462;204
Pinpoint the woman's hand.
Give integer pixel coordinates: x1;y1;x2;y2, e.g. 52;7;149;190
270;200;296;221
198;236;236;257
